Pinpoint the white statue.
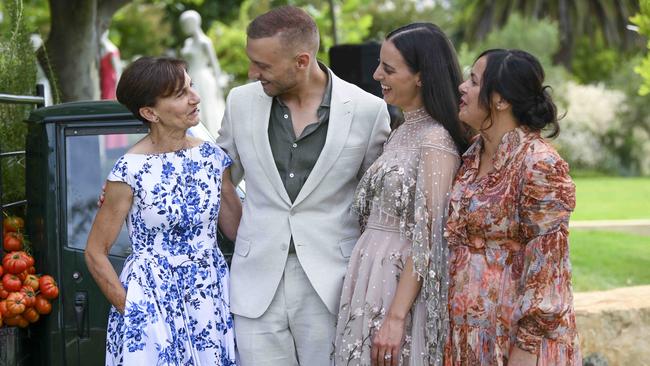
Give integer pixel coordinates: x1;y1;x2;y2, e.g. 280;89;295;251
180;10;226;136
30;34;53;106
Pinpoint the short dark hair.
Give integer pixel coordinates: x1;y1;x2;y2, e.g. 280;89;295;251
387;23;469;153
246;6;319;55
116;56;187;125
476;49;560;138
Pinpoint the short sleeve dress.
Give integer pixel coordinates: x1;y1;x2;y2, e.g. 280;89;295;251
104;141;237;366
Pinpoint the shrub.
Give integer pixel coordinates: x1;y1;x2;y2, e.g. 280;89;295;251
0;0;37;207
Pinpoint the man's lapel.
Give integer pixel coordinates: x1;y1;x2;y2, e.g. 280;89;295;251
293;74;353;207
251;88;292;205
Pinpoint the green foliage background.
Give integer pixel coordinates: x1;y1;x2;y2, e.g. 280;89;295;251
0;0;37;207
632;0;650;96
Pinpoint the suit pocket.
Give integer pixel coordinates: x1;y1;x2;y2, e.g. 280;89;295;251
339;237;358;258
235;238;251;257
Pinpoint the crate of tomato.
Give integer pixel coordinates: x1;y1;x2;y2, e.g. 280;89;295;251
0;215;58;330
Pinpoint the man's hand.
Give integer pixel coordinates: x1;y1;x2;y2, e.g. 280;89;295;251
97;182;106;208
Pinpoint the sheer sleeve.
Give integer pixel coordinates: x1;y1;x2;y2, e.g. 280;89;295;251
515;151;576;354
411;132;460;363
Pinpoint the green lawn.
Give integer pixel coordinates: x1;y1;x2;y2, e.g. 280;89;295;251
570;230;650;292
573;177;650;221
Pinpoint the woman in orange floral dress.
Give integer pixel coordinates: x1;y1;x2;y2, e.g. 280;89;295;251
444;49;581;366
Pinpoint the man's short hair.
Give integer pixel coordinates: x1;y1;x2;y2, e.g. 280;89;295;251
247;6;320;55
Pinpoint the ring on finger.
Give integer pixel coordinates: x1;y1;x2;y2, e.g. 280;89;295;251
384;353;392;360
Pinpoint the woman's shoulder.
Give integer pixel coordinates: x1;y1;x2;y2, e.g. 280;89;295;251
523;135;567;169
419;122;460;155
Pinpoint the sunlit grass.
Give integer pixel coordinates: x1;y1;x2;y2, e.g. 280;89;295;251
570;230;650;292
572;177;650;221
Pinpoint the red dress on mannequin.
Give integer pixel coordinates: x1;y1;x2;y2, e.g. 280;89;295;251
100;49;120;100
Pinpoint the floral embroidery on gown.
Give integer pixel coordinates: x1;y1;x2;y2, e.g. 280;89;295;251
334;108;460;366
444;128;581;366
105;141;237;366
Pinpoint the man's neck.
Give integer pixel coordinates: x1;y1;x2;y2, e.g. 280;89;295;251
280;63;328;107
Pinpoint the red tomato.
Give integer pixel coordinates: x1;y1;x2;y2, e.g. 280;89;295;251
3;232;23;252
2;252;29;274
22;307;39;323
0;281;9;299
27;266;35;274
34;295;52;315
2;274;22;292
3;314;28;328
38;275;59;300
3;314;19;326
18;252;34;267
0;300;8;316
17;270;27;282
0;265;3;278
5;292;26;315
23;274;39;291
0;310;3;327
20;286;36;307
3;216;24;233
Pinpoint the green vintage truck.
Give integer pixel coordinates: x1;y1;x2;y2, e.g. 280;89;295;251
0;100;235;365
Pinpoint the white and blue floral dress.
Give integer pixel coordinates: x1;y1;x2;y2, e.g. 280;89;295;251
105;141;237;366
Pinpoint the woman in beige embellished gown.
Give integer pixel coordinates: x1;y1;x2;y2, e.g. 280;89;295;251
333;23;468;366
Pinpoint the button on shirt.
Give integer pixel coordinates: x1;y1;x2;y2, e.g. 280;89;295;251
268;64;332;203
268;64;332;253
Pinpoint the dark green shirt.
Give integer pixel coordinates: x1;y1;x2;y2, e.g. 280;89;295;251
268;65;332;253
268;64;332;203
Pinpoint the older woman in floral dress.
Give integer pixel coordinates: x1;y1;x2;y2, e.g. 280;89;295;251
444;49;581;366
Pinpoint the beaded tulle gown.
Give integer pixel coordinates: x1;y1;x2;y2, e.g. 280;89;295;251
333;108;460;366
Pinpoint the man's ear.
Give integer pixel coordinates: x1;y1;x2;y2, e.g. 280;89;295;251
295;52;311;69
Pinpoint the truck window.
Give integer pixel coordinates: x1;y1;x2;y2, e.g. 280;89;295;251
65;132;146;257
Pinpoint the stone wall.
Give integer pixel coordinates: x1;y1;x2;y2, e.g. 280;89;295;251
574;285;650;366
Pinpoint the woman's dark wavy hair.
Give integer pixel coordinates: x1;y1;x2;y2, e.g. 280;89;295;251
386;23;469;153
476;49;560;138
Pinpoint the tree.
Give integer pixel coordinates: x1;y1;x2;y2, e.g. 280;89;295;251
40;0;131;102
631;0;650;96
209;0;374;86
455;0;641;68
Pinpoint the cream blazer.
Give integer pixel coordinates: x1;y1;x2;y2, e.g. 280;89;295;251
216;72;390;318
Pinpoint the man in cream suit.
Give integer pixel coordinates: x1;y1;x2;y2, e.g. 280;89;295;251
216;6;390;365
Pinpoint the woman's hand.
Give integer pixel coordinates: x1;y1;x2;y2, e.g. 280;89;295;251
508;346;537;366
371;314;405;366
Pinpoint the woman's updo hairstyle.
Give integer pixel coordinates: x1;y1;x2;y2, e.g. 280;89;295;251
477;49;560;138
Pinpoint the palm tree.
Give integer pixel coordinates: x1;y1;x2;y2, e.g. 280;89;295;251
455;0;641;68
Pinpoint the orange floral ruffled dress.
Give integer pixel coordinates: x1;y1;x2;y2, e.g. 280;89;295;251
444;128;581;366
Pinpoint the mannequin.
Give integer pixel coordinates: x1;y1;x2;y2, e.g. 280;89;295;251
100;30;122;100
180;10;226;136
30;34;53;106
